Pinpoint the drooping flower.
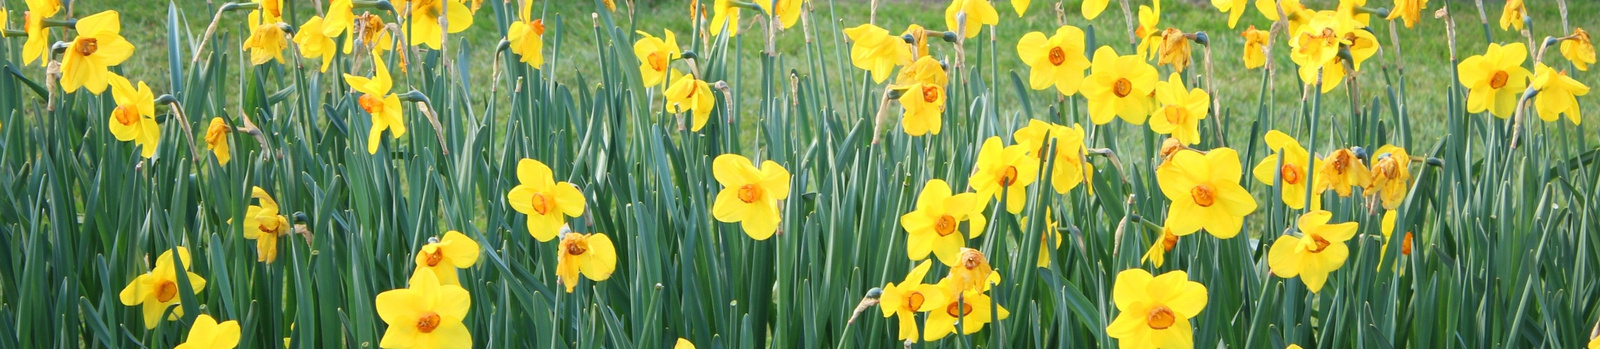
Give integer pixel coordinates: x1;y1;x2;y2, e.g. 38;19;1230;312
1242;26;1270;69
375;268;472;349
242;11;288;65
1531;63;1589;125
343;54;407;154
507;159;586;242
1150;73;1209;145
1016;26;1091;96
1135;0;1162;59
1458;42;1531;118
403;0;473;49
1267;210;1359;292
119;247;207;329
294;16;339;72
1156;28;1194;72
1367;145;1412;210
899;81;947;136
843;24;910;84
556;232;618;293
971;136;1040;214
1157;147;1258;238
1105;269;1208;349
1252;130;1316;210
635;29;682;86
107;74;160;158
1082;0;1110;20
711;154;791;240
1013;120;1095;195
1212;0;1249;28
204;117;233;166
902;24;931;62
879;260;948;342
175;314;241;349
1082;47;1159;125
1563;28;1595;71
414;230;481;286
945;0;999;38
895;55;948;87
1387;0;1429;28
900;179;987;264
1498;0;1525;32
760;0;804;29
665;72;717;131
243;186;291;263
710;0;741;37
507;1;545;69
922;287;1008;340
1313;147;1371;197
1141;227;1180;268
324;0;355;38
60;11;135;94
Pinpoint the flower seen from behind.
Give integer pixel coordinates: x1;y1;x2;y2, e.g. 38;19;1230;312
204;117;233;166
1531;63;1589;125
1498;0;1525;32
1387;0;1429;28
1242;25;1270;69
1563;28;1595;71
1013;120;1094;195
242;14;288;66
243;186;291;263
294;16;339;72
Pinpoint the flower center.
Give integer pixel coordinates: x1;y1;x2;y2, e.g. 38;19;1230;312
648;52;668;72
1161;231;1179;251
962;254;983;269
425;249;445;266
1147;306;1176;330
1112;78;1133;97
1402;232;1414;255
154;280;179;302
530;19;546;36
1375;158;1400;179
738;184;764;203
1190;184;1216;207
906;291;926;311
1330;151;1351;173
945;301;974;317
921;85;941;103
565;241;588;256
1319;28;1338;44
530;193;551;215
999;166;1019;187
415;312;441;333
1047;46;1067;66
1307;234;1332;253
358;94;384;115
114;106;140;126
1163;106;1187;125
934;215;958;236
75;38;99;57
1280;164;1303;184
1489;70;1509;89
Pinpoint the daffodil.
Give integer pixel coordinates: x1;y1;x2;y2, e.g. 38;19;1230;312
1313;148;1371;197
1082;0;1110;20
60;11;135;94
1341;25;1380;71
1016;26;1091;96
119;247;206;329
902;24;931;61
665;72;717;131
1141;227;1180;267
176;314;241;349
324;0;355;38
635;29;682;86
1592;336;1600;349
899;81;947;136
508;1;545;69
375;268;472;349
243;186;291;263
107;74;160;158
1156;28;1194;72
1135;0;1162;59
1012;0;1031;16
1242;26;1271;70
1013;120;1094;195
343;54;407;154
710;0;741;37
711;154;791;240
922;287;1008;340
556;232;617;293
676;338;697;349
761;0;804;29
1498;0;1525;32
1252;131;1316;210
1563;28;1595;71
1105;269;1208;349
1029;208;1062;268
1157;147;1258;238
1288;12;1345;83
1367;145;1411;210
20;0;63;66
1151;73;1209;145
204;117;233;166
415;230;481;286
843;24;911;84
507;159;586;242
1387;0;1428;28
1299;53;1350;93
1212;0;1249;28
295;16;339;72
1458;42;1530;118
344;13;397;54
879;260;948;342
1082;47;1159;125
25;0;61;20
1531;63;1589;125
943;248;999;292
403;0;473;49
971;136;1040;214
901;179;988;264
945;0;999;38
1267;210;1358;292
895;56;948;88
243;15;288;66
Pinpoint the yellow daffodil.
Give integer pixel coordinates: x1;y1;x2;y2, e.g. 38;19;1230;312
1105;269;1208;349
294;16;338;72
243;186;291;263
899;81;947;136
665;72;717;131
1013;120;1095;195
971;136;1040;214
1017;26;1091;96
242;15;288;66
507;159;585;242
1299;54;1350;94
1592;337;1600;349
895;56;948;88
1531;63;1589;125
343;54;407;154
1335;0;1370;27
1212;0;1249;28
1378;209;1415;263
879;260;948;342
922;287;1008;340
508;1;545;69
1498;0;1525;32
1564;28;1595;71
25;0;61;19
1367;145;1412;210
375;268;472;349
843;24;911;84
1341;26;1380;72
945;0;999;38
119;247;206;329
1256;0;1311;34
1458;42;1531;118
1156;28;1194;72
1083;47;1159;125
324;0;355;38
1029;208;1062;268
204;117;233;166
1242;25;1270;69
20;0;63;66
404;0;473;49
760;0;804;29
677;338;696;349
1157;147;1258;238
175;314;241;349
1151;73;1209;145
1288;12;1345;80
60;11;135;94
943;247;1000;293
345;13;397;54
710;0;741;37
1082;0;1111;20
901;179;988;264
1252;130;1316;210
1135;0;1162;59
1387;0;1428;28
902;24;931;61
1267;210;1358;292
711;154;791;240
250;0;283;24
1313;148;1371;197
415;230;481;286
556;232;618;293
1140;227;1180;267
107;74;160;158
635;29;682;86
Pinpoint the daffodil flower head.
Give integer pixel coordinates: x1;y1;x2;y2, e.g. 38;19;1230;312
1105;269;1208;348
943;248;1000;293
1334;0;1370;27
415;230;482;286
1156;28;1194;72
60;11;136;94
1012;120;1095;195
1313;147;1372;197
1252;130;1316;210
1498;0;1526;31
1141;227;1180;267
676;338;698;349
1212;0;1249;28
900;179;988;264
242;18;289;66
922;287;1009;340
204;117;233;166
507;158;586;241
1083;46;1159;125
1267;210;1359;292
894;56;949;88
107;74;161;158
19;0;64;65
1387;0;1430;28
1157;147;1258;238
1150;73;1209;146
760;0;804;29
344;54;407;154
250;0;284;24
375;268;473;349
243;186;291;263
404;0;474;49
711;154;792;240
1531;63;1589;125
294;16;339;72
119;247;206;329
1016;25;1091;96
1241;25;1270;69
878;260;949;342
1288;12;1347;77
176;314;241;349
898;81;948;136
324;0;355;38
556;232;618;293
1366;145;1412;210
635;29;682;86
944;0;999;39
1029;208;1063;268
843;24;912;84
1458;42;1531;118
1563;28;1596;71
902;24;932;61
971;136;1040;214
508;1;545;69
665;71;717;131
1134;0;1163;59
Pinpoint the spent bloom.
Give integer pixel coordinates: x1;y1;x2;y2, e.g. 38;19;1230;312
242;13;288;65
1562;28;1595;71
711;154;792;240
507;159;585;242
1267;210;1359;293
375;268;472;349
1367;145;1412;210
1105;269;1208;349
1498;0;1525;32
1387;0;1429;28
1241;25;1270;69
119;247;206;329
1313;147;1372;198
